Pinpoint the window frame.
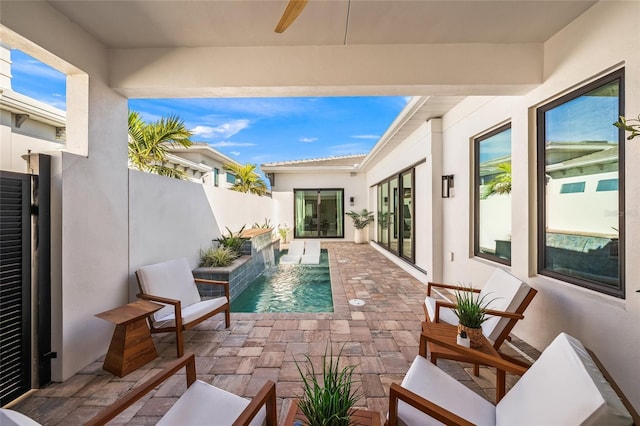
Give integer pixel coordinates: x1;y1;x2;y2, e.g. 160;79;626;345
292;188;345;239
473;123;512;266
536;68;625;298
374;164;417;264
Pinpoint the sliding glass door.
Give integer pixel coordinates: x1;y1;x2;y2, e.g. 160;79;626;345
294;189;344;238
376;169;414;262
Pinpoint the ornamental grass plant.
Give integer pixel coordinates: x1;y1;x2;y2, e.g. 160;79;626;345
199;246;238;267
294;344;361;426
453;287;496;329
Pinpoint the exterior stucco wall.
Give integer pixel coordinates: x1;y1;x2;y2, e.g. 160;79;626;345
1;1;129;381
439;1;640;407
270;171;367;242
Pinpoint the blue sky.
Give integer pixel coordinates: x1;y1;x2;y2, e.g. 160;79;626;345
11;49;409;166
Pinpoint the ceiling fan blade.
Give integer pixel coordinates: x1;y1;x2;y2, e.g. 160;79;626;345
274;0;308;33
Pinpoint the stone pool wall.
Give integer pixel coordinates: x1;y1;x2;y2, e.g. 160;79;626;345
193;229;278;301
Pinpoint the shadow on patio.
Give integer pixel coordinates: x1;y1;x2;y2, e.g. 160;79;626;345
10;243;538;425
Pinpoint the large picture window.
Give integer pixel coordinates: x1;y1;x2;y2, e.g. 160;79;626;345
474;123;512;265
537;69;624;297
376;168;414;263
294;189;344;238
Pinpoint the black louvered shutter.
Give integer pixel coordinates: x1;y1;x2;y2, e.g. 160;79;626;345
0;171;31;405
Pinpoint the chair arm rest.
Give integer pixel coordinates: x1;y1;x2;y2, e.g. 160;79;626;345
433;301;524;321
420;332;528;376
137;293;180;306
434;300;456;323
232;380;277;426
194;278;229;287
387;383;474;426
428;282;480;296
194;278;230;300
483;308;524;320
84;353;197;426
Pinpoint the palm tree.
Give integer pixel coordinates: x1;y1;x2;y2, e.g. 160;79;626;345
128;111;193;179
223;162;267;196
481;162;512;199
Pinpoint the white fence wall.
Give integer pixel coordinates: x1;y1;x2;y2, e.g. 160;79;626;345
129;170;277;298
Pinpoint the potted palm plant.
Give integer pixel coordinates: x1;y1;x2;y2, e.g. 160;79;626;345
453;288;495;348
346;209;374;244
292;345;361;426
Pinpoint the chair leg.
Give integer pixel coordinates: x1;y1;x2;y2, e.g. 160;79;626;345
176;328;184;357
473;363;480;376
225;307;230;328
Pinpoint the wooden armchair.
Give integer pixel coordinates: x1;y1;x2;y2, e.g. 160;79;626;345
423;268;537;367
387;332;638;426
135;258;230;357
85;353;277;426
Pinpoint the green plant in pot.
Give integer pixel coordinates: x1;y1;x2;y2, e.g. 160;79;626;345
294;344;361;426
199;246;238;267
346;209;374;244
452;287;496;348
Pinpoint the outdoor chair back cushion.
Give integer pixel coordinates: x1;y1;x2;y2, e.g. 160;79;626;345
496;332;632;426
136;258;202;323
396;355;495;426
0;409;41;426
157;380;266;426
479;268;531;343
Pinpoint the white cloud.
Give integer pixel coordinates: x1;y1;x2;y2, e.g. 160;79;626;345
11;57;66;81
351;134;379;140
209;141;256;147
299;137;318;143
190;119;250;139
230;151;241;156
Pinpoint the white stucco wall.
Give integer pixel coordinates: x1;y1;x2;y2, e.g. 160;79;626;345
363;120;442;282
270;171;367;242
439;1;640;406
1;2;129;381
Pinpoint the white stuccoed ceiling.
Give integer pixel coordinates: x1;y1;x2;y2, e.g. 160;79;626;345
46;0;597;49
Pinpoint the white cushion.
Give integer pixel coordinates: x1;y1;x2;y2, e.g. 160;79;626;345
158;380;266;426
479;269;530;343
137;258;202;322
395;355;495;426
496;333;632;426
154;297;228;328
424;296;460;325
0;409;41;426
287;240;305;256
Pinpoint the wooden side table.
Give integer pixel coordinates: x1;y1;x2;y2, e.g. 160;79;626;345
95;300;163;377
421;321;506;401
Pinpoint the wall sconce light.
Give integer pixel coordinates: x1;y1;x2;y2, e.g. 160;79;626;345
441;175;454;198
349;196;355;206
15;114;30;128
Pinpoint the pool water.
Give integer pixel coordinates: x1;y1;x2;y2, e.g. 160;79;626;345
231;249;333;313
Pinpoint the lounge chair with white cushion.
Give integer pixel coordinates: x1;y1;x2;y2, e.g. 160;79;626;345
301;240;321;264
87;353;277;426
388;332;637;426
279;240;304;264
136;258;230;357
424;268;537;361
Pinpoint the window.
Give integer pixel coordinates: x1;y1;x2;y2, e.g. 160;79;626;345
213;168;219;187
474;124;512;265
596;178;618;192
537;69;624;297
226;172;236;184
376;168;415;263
294;189;344;238
560;182;586;194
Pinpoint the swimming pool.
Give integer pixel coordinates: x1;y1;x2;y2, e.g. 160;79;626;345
231;249;333;313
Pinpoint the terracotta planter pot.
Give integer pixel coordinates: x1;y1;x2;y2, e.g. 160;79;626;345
458;324;484;348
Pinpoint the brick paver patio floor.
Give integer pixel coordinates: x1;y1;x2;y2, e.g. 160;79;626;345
9;242;539;425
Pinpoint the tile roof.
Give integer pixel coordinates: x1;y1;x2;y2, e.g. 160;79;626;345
261;154;367;168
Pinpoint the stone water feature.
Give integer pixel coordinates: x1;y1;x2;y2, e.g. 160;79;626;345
193;228;279;301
